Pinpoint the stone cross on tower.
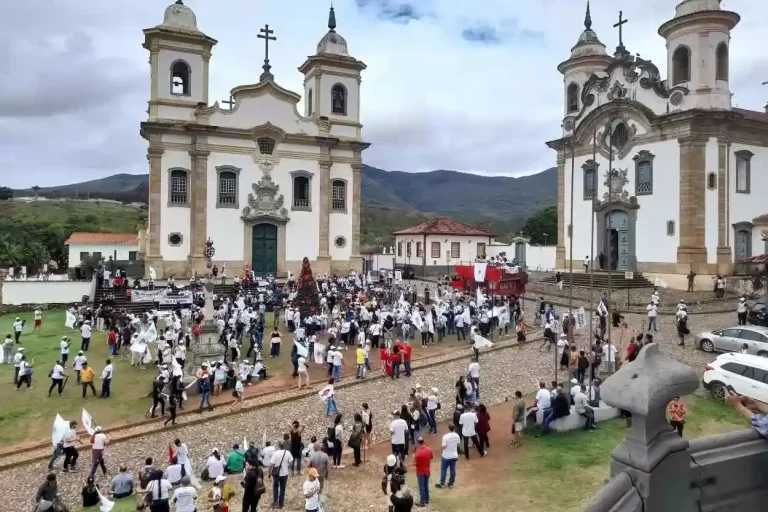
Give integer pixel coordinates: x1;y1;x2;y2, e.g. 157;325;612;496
258;24;277;82
613;11;630;58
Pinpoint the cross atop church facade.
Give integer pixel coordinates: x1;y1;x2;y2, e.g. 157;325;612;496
614;11;628;47
257;24;277;82
222;95;235;110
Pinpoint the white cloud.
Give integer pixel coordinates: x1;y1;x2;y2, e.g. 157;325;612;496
1;0;765;188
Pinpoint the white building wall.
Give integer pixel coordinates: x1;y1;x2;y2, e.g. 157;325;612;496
705;138;720;264
160;149;192;261
393;234;492;267
2;281;93;305
565;139;681;267
207;93;318;136
157;49;205;103
487;243;557;271
329;163;354;261
729;143;768;260
67;243;139;267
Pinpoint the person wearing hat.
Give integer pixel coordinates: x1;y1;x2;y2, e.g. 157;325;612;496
13;316;23;344
73;350;87;384
80;319;92;352
59;336;71;368
737;297;748;326
89;426;108;477
15;352;33;389
303;468;321;512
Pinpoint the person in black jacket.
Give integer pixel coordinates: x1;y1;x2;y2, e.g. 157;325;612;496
241;463;265;512
541;385;570;434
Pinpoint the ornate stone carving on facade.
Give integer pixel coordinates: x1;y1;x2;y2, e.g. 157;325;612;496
607;80;628;101
252;153;280;174
241;174;289;223
602;168;630;202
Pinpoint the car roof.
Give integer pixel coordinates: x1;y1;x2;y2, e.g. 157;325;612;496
715;352;768;368
721;325;768;333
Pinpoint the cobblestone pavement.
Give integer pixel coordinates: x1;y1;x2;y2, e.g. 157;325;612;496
0;310;736;511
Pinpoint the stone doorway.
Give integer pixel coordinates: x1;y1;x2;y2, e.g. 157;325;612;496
595;203;638;272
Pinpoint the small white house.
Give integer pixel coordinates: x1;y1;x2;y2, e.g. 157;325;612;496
487;236;558;272
65;232;139;268
393;218;493;276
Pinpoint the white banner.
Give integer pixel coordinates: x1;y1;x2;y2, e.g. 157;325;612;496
131;289;194;304
65;311;76;329
318;384;334;403
395;270;402;282
295;341;309;358
473;335;493;349
82;409;95;436
575;306;587;330
52;414;69;447
313;342;326;365
473;262;488;282
96;488;115;512
130;342;148;354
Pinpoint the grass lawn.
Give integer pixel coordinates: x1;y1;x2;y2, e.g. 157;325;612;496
422;395;746;512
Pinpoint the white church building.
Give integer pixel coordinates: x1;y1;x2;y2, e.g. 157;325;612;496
548;0;768;278
140;1;369;278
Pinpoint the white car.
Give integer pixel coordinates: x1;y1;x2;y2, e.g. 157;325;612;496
697;325;768;356
703;352;768;402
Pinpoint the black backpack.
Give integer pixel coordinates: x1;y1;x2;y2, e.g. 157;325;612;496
327;426;336;444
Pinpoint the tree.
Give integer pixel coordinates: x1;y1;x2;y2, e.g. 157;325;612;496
0;187;12;200
520;205;557;245
294;257;321;320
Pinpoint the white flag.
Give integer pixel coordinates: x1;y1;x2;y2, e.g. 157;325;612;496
96;488;115;512
654;277;669;288
52;414;69;447
149;267;157;280
313;342;326;365
82;409;95;436
575;306;587;330
65;311;76;329
473;262;488;282
236;297;246;310
131;342;147;354
294;341;309;358
473;335;493;350
411;310;424;331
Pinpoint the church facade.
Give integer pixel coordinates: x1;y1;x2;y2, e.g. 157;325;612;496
547;0;768;278
140;1;369;278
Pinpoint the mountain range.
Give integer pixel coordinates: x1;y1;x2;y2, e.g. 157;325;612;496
12;165;557;242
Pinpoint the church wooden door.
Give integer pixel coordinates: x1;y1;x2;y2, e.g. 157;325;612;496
734;229;751;262
252;223;278;276
607;210;630;271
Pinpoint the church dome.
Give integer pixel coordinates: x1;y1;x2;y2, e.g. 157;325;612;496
675;0;722;18
316;6;349;56
161;0;199;31
569;2;607;58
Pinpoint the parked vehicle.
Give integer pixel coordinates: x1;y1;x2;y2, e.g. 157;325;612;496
697;325;768;356
703;352;768;402
394;265;415;280
747;301;768;327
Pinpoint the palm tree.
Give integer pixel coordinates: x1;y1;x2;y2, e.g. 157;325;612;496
31;185;40;201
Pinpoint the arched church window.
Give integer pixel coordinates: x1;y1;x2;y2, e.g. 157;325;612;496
567;83;579;113
735;150;753;194
633;150;655;196
308;89;313;116
672;46;691;86
257;137;276;155
291;171;312;211
331;83;347;116
170;60;191;96
331;179;347;212
611;123;629;152
716;43;729;81
581;159;599;201
216;166;240;208
168;168;189;206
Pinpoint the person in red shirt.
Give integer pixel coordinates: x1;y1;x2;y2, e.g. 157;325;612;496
107;328;118;357
402;340;413;377
476;404;491;452
381;348;393;376
413;438;433;507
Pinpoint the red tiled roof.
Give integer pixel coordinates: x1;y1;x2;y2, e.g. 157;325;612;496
753;213;768;225
64;233;138;245
393;218;492;237
734;108;768;124
743;254;768;265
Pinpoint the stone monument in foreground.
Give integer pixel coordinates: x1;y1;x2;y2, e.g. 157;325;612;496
188;238;225;369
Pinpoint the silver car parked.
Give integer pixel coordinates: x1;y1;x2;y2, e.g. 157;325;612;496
698;325;768;356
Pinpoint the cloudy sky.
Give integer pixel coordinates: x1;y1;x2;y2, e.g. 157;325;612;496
1;0;765;188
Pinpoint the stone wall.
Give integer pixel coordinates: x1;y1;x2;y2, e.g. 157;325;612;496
584;344;768;512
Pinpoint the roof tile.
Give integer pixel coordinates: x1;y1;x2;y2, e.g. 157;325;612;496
392;218;491;237
64;233;138;245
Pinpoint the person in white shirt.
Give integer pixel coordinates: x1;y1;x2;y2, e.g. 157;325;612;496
164;457;184;485
171;476;197;512
145;473;173;507
73;351;87;384
303;469;322;511
602;342;618;374
15;354;33;389
535;381;551;411
436;424;461;488
33;309;43;332
59;336;71;368
458;406;485;459
260;442;275;468
297;355;309;390
80;320;92;352
270;443;295;508
426;388;440;434
737;297;748;326
389;412;409;457
90;427;108;477
100;358;113;398
331;348;344;383
48;360;66;396
13;317;24;344
61;421;79;472
574;388;596;430
467;360;481;398
646;302;658;332
205;450;225;480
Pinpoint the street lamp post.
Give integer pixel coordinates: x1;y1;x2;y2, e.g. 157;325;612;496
542;233;549;246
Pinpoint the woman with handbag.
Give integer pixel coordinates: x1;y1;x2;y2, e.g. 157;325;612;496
241;463;265;512
144;469;172;512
